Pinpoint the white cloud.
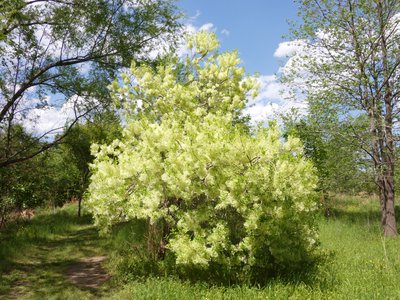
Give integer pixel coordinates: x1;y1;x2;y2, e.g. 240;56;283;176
245;72;307;124
24;103;74;136
254;75;283;101
243;37;317;124
199;23;215;32
22;96;95;137
244;102;280;123
274;40;306;58
221;29;230;36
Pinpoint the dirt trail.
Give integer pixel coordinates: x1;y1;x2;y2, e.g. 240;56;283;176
65;255;110;290
1;210;112;299
7;256;110;299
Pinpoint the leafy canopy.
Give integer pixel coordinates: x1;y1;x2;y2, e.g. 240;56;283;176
0;0;181;167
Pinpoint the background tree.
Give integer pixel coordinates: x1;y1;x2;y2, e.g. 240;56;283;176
0;0;182;168
0;125;46;226
61;110;122;216
285;0;400;236
283;112;375;197
0;110;122;226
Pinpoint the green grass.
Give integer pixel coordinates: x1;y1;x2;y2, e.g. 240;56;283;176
0;205;109;299
107;194;400;299
2;195;400;299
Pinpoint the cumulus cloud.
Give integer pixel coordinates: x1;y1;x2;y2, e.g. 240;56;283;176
244;71;307;124
244;102;280;123
22;96;98;137
274;40;306;58
240;38;312;124
253;75;284;102
24;102;74;136
26;110;67;136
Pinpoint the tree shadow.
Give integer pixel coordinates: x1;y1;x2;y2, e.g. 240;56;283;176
107;220;337;293
322;203;400;231
0;206;110;298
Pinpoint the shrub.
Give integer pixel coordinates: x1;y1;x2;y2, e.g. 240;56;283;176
87;32;319;279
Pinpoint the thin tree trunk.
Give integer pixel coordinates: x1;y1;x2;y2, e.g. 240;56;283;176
380;175;397;236
374;119;397;236
77;198;82;217
377;0;397;236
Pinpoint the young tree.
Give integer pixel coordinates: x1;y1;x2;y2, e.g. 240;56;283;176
61;110;122;216
285;0;400;235
87;32;319;278
0;0;181;168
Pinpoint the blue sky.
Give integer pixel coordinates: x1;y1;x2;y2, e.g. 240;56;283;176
26;1;303;135
175;1;307;123
179;0;299;75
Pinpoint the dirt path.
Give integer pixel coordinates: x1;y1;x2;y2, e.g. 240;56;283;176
65;256;110;290
1;208;112;299
7;255;110;300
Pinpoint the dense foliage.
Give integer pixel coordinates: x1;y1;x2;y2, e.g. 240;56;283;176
87;32;319;276
0;0;181;167
0;110;121;226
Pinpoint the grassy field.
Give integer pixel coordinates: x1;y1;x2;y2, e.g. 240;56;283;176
1;195;400;299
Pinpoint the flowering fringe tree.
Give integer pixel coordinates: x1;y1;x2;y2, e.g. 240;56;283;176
87;32;318;272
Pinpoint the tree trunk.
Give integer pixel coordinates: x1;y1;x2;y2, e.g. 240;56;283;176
77;197;82;217
374;123;397;236
369;108;397;236
157;217;170;260
375;0;397;236
380;177;397;236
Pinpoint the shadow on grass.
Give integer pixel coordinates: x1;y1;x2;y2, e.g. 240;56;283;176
106;219;337;293
0;205;109;298
325;207;380;224
3;263;102;300
323;200;400;231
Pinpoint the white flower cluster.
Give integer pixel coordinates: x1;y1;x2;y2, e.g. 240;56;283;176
87;32;318;270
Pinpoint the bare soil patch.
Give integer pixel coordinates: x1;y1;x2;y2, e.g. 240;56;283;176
65;256;110;290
